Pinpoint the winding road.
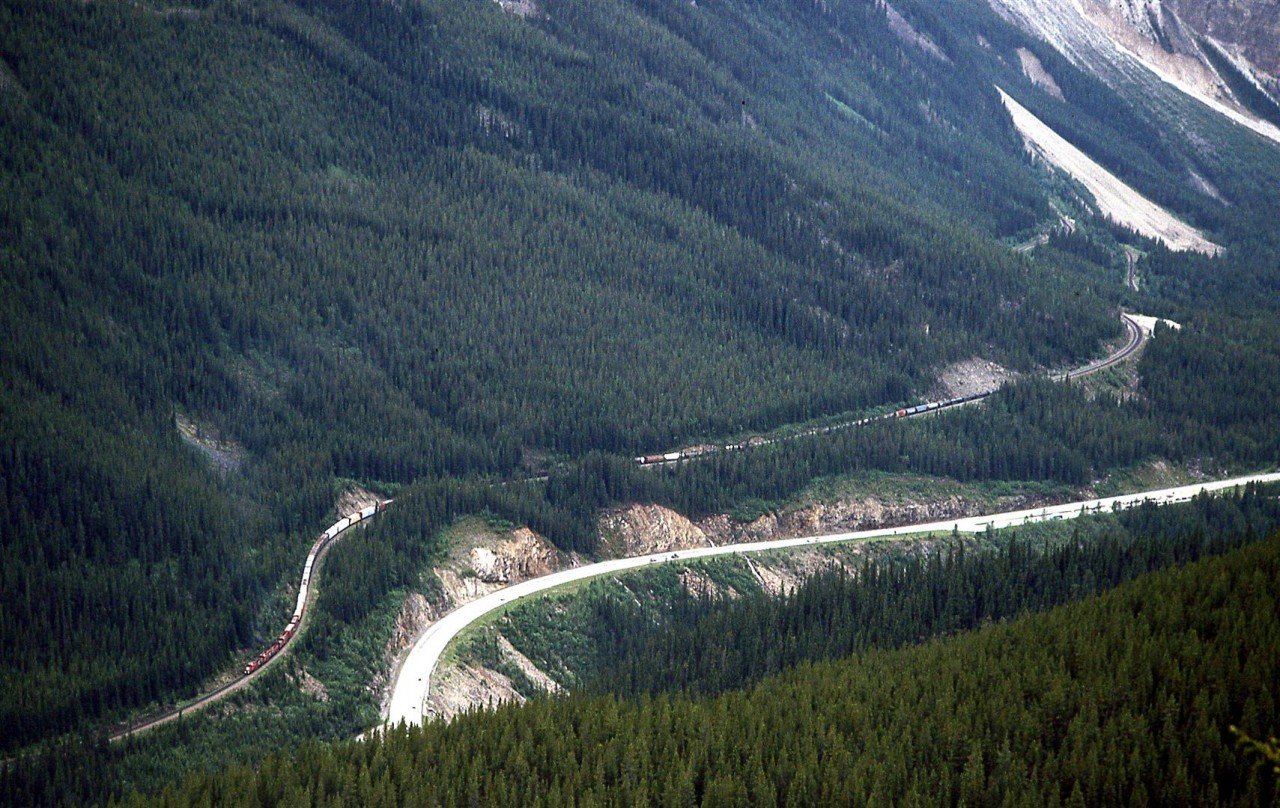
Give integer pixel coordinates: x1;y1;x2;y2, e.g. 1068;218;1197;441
385;470;1280;728
107;311;1153;741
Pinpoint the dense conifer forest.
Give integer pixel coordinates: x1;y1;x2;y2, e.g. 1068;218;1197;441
2;0;1280;801
490;484;1280;699
104;531;1280;807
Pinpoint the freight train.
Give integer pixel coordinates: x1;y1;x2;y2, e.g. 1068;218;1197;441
242;500;390;676
634;390;990;466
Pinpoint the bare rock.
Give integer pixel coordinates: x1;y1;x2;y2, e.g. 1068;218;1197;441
385;592;433;665
598;504;713;557
428;665;524;721
292;667;330;703
336;485;382;519
496;636;562;695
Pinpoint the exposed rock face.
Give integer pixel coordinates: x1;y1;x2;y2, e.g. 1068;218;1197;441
494;0;540;18
700;494;1043;546
377;524;565;714
428;664;525;720
678;568;736;599
386;593;434;664
1017;47;1066;99
336;485;382;519
174;412;244;476
990;0;1280;144
1142;0;1280;79
496;636;562;695
468;528;559;583
293;667;330;703
425;637;563;721
936;358;1016;401
598;504;713;557
880;0;951;62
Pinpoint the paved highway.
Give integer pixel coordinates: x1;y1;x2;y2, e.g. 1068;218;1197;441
384;470;1280;728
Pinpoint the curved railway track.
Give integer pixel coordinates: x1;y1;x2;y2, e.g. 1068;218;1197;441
635;312;1146;468
109;503;390;742
107;312;1148;742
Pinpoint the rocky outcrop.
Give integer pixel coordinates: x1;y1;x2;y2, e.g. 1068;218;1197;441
700;494;1043;546
598;504;713;557
425;637;562;721
468;528;560;583
1016;47;1066;100
428;664;525;721
990;0;1280;145
496;636;562;695
292;667;330;703
174;412;244;476
336;485;382;519
386;593;434;664
1142;0;1279;80
678;568;737;600
936;358;1015;402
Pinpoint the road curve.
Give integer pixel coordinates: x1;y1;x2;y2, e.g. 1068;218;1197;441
109;312;1154;739
384;470;1280;729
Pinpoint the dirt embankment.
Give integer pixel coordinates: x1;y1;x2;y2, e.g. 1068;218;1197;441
403;487;1061;718
598;505;714;556
379;522;574;718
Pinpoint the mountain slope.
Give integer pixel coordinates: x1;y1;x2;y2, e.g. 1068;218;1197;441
990;0;1280;142
126;531;1280;806
2;0;1280;764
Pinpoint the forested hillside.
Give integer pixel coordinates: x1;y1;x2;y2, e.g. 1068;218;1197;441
110;531;1280;807
490;483;1280;699
3;0;1280;781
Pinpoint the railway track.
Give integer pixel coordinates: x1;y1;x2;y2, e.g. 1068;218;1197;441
105;313;1149;742
108;505;389;742
636;312;1147;468
1056;312;1143;380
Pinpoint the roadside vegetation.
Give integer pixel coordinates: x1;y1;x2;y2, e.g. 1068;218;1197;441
108;525;1280;807
3;0;1280;802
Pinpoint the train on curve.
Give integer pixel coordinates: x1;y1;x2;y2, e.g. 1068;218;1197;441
242;500;391;676
634;391;990;466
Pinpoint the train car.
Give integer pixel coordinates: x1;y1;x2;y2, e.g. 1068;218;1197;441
244;498;393;677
